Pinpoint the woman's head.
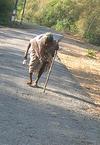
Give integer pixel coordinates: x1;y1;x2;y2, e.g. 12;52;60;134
45;32;54;44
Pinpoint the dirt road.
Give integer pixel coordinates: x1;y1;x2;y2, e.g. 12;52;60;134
0;26;100;145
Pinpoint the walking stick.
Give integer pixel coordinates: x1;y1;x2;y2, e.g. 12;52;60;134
43;35;63;93
43;50;57;93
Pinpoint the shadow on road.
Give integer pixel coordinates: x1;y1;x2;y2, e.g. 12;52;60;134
0;45;97;107
0;88;99;145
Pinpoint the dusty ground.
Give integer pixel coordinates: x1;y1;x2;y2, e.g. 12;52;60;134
58;34;100;116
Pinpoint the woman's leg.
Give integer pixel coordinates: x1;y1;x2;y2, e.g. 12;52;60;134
34;62;47;86
27;72;33;85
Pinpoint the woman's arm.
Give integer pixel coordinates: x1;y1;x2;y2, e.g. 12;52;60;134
24;43;31;59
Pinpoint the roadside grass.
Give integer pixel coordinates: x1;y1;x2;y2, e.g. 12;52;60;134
87;48;96;59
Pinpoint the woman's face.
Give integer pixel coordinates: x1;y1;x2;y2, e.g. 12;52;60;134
45;41;53;47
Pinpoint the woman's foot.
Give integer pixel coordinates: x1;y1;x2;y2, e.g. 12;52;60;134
32;81;38;87
27;81;32;86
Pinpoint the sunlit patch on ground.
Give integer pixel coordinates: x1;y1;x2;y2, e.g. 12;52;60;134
58;42;100;116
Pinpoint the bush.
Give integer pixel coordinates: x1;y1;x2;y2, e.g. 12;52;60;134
34;0;80;33
0;0;15;25
87;48;96;58
16;0;100;46
84;32;100;46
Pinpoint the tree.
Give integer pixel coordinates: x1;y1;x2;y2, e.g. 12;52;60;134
14;0;100;45
0;0;15;24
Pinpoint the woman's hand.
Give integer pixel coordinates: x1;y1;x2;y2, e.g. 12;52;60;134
24;53;27;59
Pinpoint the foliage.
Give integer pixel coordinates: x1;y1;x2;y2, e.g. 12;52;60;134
16;0;38;22
77;0;100;45
21;0;38;22
32;0;100;45
84;32;100;46
0;0;99;45
87;48;96;59
34;0;80;33
0;0;15;24
16;0;25;21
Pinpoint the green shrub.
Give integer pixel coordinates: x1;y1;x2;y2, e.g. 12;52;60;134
34;0;80;33
0;0;15;25
53;20;69;32
16;0;100;46
87;48;96;58
84;32;100;46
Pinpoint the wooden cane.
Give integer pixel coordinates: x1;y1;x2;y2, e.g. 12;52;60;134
43;50;57;93
43;36;63;93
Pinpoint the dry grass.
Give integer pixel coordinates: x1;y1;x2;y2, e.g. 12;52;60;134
58;39;100;116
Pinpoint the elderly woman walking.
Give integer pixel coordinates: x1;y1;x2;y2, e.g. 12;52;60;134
24;32;59;87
